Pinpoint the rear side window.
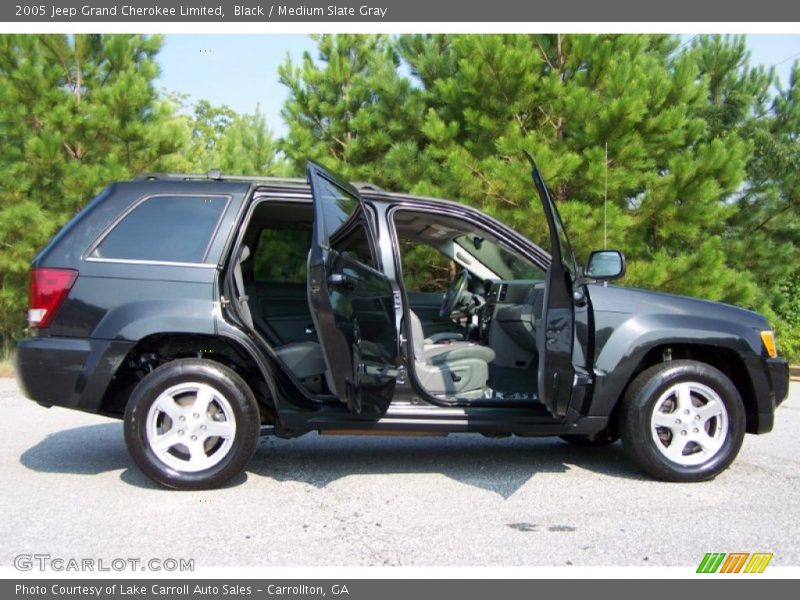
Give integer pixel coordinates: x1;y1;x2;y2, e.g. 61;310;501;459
92;195;228;264
253;228;311;284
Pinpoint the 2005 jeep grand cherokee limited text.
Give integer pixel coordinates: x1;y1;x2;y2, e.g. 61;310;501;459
16;160;789;489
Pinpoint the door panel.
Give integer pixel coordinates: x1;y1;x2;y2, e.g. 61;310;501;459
527;155;577;417
307;162;399;417
251;282;315;345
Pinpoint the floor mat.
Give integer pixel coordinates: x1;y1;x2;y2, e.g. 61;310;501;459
488;365;538;398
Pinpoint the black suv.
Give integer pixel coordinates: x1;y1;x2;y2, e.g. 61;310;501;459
16;161;789;489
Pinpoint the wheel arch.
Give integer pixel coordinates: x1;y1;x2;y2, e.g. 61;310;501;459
99;332;278;424
594;341;759;434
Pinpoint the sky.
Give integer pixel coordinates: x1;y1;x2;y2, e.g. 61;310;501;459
155;34;800;139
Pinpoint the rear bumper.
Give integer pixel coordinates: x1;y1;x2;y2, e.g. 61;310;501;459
15;336;134;415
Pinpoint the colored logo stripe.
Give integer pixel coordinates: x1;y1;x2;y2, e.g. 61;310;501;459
697;553;726;573
744;553;773;573
697;552;773;573
720;553;749;573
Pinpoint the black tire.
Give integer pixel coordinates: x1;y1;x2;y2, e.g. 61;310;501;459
559;430;620;447
124;358;261;490
619;360;745;482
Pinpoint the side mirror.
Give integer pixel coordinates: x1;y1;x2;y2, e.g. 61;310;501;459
585;250;626;281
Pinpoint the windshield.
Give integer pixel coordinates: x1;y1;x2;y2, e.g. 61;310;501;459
454;234;545;281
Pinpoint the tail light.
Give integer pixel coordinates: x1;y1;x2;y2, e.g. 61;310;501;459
28;268;78;328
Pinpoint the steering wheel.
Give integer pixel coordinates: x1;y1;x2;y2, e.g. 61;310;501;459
439;269;471;319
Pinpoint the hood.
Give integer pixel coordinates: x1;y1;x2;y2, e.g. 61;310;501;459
587;283;770;330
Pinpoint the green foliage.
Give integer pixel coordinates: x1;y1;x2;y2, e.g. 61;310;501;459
685;35;800;315
2;33;798;368
775;273;800;362
189;103;289;176
0;34;188;348
278;34;423;183
252;228;310;284
397;240;454;293
191;99;238;151
390;34;756;307
0;36;289;349
281;34;800;362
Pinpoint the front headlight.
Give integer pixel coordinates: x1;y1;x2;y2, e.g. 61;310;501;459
760;330;778;358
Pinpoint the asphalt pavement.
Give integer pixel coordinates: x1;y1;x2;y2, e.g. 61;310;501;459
1;378;798;568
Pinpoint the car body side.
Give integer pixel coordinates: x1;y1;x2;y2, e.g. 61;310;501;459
15;180;789;438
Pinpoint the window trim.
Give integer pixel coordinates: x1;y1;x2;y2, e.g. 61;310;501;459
83;193;232;267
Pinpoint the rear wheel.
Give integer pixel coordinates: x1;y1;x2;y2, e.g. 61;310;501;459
619;360;745;482
124;359;260;490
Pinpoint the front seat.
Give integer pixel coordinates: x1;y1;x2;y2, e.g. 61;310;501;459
408;311;495;396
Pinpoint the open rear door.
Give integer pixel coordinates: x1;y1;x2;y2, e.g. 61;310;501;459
306;162;398;417
526;154;577;417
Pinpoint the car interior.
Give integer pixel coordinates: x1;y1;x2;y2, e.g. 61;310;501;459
232;199;549;406
392;210;546;404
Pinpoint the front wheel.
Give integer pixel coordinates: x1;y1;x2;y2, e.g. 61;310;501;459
619;360;745;482
124;359;261;490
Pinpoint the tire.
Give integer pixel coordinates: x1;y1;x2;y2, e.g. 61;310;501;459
559;430;620;447
124;358;261;490
619;360;746;482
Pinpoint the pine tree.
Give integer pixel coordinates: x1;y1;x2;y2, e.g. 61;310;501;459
187;99;238;170
279;33;800;326
389;35;754;306
278;34;423;184
0;34;188;348
205;107;289;176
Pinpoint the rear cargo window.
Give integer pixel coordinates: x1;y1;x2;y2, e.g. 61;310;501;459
92;195;228;264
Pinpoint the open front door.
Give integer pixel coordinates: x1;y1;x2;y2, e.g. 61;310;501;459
527;155;577;417
306;162;398;417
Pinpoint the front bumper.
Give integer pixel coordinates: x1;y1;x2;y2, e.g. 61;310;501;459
748;357;789;434
769;358;790;408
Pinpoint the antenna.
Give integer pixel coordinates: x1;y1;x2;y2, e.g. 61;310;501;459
604;141;608;250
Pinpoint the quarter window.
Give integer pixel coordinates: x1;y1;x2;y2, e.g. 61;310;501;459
92;195;228;264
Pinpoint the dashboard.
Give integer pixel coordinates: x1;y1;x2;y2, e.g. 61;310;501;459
480;280;545;353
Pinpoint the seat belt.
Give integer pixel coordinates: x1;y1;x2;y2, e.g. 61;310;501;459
233;245;254;329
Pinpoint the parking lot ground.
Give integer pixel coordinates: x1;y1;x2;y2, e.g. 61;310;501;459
1;378;798;567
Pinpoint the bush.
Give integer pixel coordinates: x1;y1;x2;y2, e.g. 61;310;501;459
775;274;800;364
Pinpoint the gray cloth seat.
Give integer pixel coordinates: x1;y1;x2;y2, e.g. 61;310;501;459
425;331;464;344
423;341;496;365
409;310;494;396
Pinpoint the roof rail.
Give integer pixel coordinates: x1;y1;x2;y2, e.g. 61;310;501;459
134;170;309;186
352;182;387;193
134;170;389;193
